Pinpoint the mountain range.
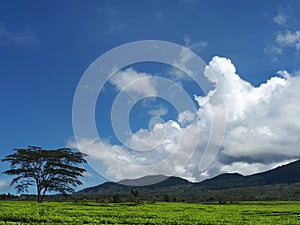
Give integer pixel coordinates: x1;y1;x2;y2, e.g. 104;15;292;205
77;159;300;202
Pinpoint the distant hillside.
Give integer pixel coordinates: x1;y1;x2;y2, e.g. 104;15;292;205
247;159;300;185
119;174;170;186
199;159;300;189
77;175;192;195
76;159;300;202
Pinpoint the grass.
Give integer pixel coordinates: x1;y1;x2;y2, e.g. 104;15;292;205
0;201;300;224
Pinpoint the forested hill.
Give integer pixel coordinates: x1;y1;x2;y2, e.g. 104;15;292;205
77;159;300;201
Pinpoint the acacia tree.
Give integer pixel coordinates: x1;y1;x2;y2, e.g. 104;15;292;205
2;146;87;203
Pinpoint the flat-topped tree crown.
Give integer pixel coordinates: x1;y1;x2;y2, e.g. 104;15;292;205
2;146;87;203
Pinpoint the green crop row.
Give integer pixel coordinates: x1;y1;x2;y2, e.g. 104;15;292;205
0;201;300;224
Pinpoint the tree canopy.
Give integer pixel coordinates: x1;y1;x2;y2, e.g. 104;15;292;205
2;146;87;203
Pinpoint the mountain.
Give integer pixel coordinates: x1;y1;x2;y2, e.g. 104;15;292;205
198;173;245;189
77;175;192;195
199;159;300;189
77;182;130;195
119;174;170;186
77;159;300;201
247;159;300;185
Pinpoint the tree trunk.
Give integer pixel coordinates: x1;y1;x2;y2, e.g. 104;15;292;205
37;185;42;203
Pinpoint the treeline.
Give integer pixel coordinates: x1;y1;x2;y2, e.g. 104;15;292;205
74;182;300;203
0;193;73;201
2;182;300;203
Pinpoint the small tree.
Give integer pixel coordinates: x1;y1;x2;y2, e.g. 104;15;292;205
2;146;87;203
131;189;139;202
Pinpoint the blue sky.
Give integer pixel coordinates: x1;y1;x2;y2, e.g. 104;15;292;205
1;0;300;193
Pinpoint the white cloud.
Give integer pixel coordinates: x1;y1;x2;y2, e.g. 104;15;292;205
184;35;208;53
172;47;195;80
178;110;195;126
267;12;300;56
276;30;300;49
83;171;93;178
71;56;300;182
273;13;287;26
264;45;283;55
277;70;291;79
0;23;36;45
110;68;158;97
171;46;199;81
148;106;168;117
68;120;193;181
169;36;208;80
0;180;10;191
219;159;296;176
206;57;300;160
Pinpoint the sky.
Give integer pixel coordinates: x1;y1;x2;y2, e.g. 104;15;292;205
1;0;300;193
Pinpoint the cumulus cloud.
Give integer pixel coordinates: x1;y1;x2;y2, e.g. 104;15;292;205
273;13;287;26
71;56;300;182
68;119;198;181
110;68;158;97
206;57;300;160
178;110;195;126
276;30;300;50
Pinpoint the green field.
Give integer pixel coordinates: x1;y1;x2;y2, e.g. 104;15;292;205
0;201;300;224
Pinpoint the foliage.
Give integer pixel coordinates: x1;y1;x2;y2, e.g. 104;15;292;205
2;146;87;203
76;181;300;203
131;189;139;197
0;201;300;224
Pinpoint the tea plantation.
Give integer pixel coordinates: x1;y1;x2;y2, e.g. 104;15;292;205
0;201;300;224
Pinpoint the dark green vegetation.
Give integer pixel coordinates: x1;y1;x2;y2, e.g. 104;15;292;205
2;146;86;203
76;160;300;202
200;159;300;189
0;201;300;224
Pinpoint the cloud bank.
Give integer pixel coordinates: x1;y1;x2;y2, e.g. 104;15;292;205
69;56;300;182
